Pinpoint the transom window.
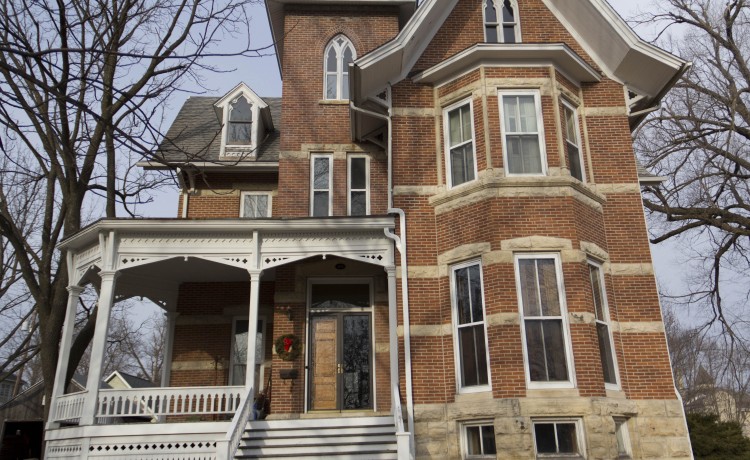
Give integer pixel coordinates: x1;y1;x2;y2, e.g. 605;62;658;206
444;99;477;188
589;262;619;387
241;192;272;218
348;155;369;216
227;95;253;145
563;102;585;182
533;420;584;458
311;154;333;217
462;422;497;459
484;0;520;43
515;254;575;388
324;35;356;100
500;91;546;175
451;261;490;392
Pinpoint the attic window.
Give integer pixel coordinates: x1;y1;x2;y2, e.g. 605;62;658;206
228;95;252;145
484;0;520;43
324;35;356;100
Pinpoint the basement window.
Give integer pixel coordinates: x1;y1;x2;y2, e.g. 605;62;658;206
462;422;497;459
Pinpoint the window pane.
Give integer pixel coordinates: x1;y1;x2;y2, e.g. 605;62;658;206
616;421;629;456
313;191;329;216
534;423;557;453
486;26;498;43
459;325;488;387
343;46;354;66
451;143;475;186
543;320;568;381
556;423;579;453
466;426;481;455
502;0;514;22
518;96;537;132
449;107;463;146
519;259;541;316
351;157;366;189
568;143;583;181
455;266;472;325
481;425;497;454
461;105;472;141
503;25;516;43
469;264;484;323
229;122;251;145
351;191;366;216
342;71;350;100
503;96;518;132
229;96;252;122
597;323;617;384
564;106;577;141
314;157;330;189
326;47;337;71
232;320;248;386
520;136;542;174
326;74;337;99
589;265;605;320
525;320;546;381
244;195;269;218
485;0;497;23
537;259;560;316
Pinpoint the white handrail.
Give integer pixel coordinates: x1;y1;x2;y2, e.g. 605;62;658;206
217;385;255;460
96;386;243;419
52;390;88;423
393;384;411;459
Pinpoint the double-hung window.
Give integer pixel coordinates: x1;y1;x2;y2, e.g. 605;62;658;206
533;420;584;458
500;91;546;175
348;155;369;216
227;95;253;146
589;262;619;388
484;0;520;43
515;254;574;387
562;102;585;182
241;192;272;218
462;422;497;459
311;154;333;217
451;261;490;391
444;100;477;188
324;35;356;100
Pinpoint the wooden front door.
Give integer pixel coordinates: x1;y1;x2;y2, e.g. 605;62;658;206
309;313;372;411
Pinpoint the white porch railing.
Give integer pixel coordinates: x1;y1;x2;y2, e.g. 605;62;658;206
52;390;88;423
217;385;255;460
95;386;244;420
392;385;412;460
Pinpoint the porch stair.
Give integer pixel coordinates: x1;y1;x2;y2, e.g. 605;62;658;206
235;415;398;459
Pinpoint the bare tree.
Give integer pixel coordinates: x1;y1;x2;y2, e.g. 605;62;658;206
635;0;750;338
0;0;259;418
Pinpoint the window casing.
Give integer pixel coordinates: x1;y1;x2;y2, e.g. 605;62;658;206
484;0;520;43
589;261;619;388
324;35;356;100
499;91;547;176
462;422;497;459
348;155;370;216
515;254;575;388
533;420;585;458
615;419;632;459
240;192;272;218
227;95;253;145
311;154;333;217
562;101;585;182
450;261;491;393
444;99;478;188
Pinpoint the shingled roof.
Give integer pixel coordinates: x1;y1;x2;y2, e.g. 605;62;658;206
156;96;281;165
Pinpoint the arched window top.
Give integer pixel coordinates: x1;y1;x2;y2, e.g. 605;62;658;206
484;0;520;44
324;35;356;100
227;95;252;145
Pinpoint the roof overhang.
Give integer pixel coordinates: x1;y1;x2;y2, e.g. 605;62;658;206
265;0;416;78
136;161;280;172
411;43;601;87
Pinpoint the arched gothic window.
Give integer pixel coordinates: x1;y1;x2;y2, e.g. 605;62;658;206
484;0;520;43
324;35;356;100
227;95;252;145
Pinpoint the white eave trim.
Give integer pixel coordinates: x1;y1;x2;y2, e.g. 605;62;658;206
136;161;280;171
411;43;601;87
58;216;396;251
639;175;667;186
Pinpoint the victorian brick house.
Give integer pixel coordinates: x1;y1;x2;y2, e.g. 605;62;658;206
44;0;694;458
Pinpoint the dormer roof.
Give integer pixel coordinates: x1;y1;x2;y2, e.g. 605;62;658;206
213;82;274;131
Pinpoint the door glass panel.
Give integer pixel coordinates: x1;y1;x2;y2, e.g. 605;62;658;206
342;315;371;409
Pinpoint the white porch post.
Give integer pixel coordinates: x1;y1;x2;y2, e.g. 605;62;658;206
386;266;400;402
160;311;178;387
47;285;84;429
80;270;118;426
244;269;263;401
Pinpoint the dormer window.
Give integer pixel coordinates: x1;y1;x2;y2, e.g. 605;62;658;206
484;0;520;43
228;95;252;145
324;35;356;100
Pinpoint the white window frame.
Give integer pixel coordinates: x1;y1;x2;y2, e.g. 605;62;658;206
323;35;356;100
240;192;272;218
614;418;632;459
347;154;370;216
310;154;333;217
450;260;492;394
483;0;521;43
220;93;261;158
461;420;497;459
514;253;576;389
562;100;585;183
229;316;267;390
443;98;479;189
532;419;586;459
499;90;548;176
589;260;620;390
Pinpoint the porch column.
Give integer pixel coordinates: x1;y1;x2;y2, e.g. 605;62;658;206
80;270;118;426
47;285;84;429
160;311;178;387
244;269;263;400
386;266;400;404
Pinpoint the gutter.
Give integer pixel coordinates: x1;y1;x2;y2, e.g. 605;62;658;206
351;92;416;459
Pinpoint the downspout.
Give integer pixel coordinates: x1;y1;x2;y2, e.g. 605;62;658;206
351;92;416;459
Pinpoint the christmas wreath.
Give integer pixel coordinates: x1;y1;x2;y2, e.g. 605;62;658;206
274;334;301;361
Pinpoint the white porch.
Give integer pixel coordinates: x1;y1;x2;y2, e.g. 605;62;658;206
45;217;410;459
